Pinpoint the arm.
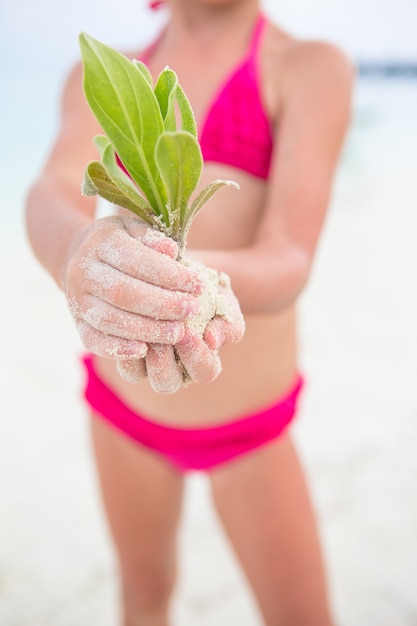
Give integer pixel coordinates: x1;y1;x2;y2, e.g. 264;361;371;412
26;63;98;288
195;42;354;314
25;63;205;357
25;61;243;390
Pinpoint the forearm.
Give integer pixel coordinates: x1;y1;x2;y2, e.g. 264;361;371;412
194;239;310;315
25;174;95;290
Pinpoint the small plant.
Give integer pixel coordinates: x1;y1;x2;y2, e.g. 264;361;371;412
79;32;238;259
79;33;241;389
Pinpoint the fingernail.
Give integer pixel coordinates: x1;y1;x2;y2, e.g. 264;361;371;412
169;323;185;343
211;329;225;350
185;299;199;317
192;275;204;295
123;342;148;358
176;331;192;347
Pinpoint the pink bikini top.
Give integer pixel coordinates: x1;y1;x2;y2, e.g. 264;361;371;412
141;14;273;179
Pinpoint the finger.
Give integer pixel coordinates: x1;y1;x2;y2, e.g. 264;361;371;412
204;288;245;349
84;260;199;320
117;358;147;383
97;229;202;294
122;217;179;260
76;320;148;360
79;294;185;344
146;344;184;394
176;331;222;384
141;230;178;258
204;313;246;350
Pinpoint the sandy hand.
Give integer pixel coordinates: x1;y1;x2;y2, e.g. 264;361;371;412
63;215;202;360
120;274;246;394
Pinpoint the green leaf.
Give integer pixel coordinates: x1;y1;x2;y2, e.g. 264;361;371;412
79;32;166;214
93;134;111;157
101;143;154;212
79;33;239;254
182;179;240;245
175;84;197;137
155;131;203;240
154;68;178;132
92;134;169;225
91;135;157;218
132;59;153;86
82;160;156;226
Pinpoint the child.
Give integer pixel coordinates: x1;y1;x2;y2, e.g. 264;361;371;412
26;0;353;624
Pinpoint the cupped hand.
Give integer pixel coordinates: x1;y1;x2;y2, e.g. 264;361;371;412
63;214;202;360
174;278;245;387
120;272;246;394
203;279;246;351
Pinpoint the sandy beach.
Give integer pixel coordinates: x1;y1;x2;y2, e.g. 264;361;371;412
1;63;417;626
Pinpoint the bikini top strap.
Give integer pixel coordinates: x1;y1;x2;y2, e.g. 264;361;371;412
141;0;168;63
139;27;166;64
249;13;267;58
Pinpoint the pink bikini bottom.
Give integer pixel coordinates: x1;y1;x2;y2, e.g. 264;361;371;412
82;354;303;472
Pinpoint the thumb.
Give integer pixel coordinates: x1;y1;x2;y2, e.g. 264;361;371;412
141;228;179;260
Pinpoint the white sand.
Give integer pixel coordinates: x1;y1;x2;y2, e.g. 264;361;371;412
1;79;417;626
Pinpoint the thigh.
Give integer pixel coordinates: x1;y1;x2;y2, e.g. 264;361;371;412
209;434;333;626
89;414;185;581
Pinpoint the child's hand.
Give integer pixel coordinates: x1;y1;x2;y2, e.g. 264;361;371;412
118;280;245;394
203;283;246;351
64;215;202;360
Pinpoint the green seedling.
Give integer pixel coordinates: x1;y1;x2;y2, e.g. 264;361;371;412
79;32;238;259
79;33;241;391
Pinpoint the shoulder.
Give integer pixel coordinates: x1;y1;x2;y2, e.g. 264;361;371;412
262;21;354;121
264;18;354;79
282;38;355;95
54;60;101;155
284;39;355;140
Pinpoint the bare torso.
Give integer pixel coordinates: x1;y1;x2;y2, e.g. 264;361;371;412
93;20;300;427
95;170;299;426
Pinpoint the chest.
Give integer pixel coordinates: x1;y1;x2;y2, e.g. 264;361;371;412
149;49;249;133
139;33;275;248
186;163;267;250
